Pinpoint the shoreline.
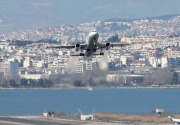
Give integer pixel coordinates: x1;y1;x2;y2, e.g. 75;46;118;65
0;85;180;90
0;113;175;125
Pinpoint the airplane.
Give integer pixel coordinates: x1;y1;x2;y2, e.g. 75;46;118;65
168;116;180;124
47;30;130;57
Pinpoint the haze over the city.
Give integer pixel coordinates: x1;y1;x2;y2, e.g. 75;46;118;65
0;0;180;33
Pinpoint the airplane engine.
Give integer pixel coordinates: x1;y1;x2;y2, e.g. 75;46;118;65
105;43;110;50
75;44;80;51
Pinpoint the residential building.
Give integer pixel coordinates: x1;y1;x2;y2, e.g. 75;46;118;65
10;59;19;75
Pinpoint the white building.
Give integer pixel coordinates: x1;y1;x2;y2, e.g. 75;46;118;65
80;115;93;120
149;57;157;67
20;73;43;80
120;56;127;65
32;60;43;68
0;61;10;75
23;60;30;68
76;63;86;74
161;56;168;68
148;56;167;68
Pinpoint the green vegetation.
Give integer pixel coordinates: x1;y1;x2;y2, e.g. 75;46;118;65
1;69;180;88
9;39;58;47
11;40;33;46
133;52;142;60
172;72;179;84
106;34;120;43
36;39;58;44
155;48;163;58
3;78;54;88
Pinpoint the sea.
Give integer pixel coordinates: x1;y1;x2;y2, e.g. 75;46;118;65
0;88;180;115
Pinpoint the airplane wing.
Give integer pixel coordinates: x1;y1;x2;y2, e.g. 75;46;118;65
46;44;87;49
46;45;75;49
97;42;130;49
109;43;130;47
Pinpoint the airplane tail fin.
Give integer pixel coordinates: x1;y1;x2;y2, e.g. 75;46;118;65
168;116;173;121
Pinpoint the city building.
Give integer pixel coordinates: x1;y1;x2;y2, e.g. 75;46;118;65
10;59;19;75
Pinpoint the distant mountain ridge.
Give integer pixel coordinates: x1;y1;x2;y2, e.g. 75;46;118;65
0;0;179;33
104;14;179;22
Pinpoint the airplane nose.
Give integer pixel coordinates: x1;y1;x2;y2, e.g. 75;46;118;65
93;33;99;43
94;32;99;37
92;32;97;36
89;31;99;40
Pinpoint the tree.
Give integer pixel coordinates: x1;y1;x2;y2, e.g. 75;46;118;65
11;40;33;46
10;75;21;86
172;72;179;84
133;52;141;60
144;70;173;85
88;78;95;87
37;78;44;87
155;48;163;58
73;80;85;87
20;78;28;87
10;79;18;87
44;79;53;87
29;79;36;87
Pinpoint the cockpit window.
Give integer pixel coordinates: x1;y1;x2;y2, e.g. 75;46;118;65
91;30;96;32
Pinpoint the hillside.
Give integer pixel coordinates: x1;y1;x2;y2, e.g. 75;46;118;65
0;0;180;33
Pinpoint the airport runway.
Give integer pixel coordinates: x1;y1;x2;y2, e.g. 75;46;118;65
0;116;70;125
0;116;172;125
0;116;119;125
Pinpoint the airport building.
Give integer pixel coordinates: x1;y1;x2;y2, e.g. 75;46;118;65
106;74;144;85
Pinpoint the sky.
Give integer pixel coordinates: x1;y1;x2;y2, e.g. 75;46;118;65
0;0;179;33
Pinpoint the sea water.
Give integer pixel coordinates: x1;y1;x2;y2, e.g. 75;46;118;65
0;88;180;115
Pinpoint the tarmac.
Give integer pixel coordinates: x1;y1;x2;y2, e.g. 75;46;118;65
0;116;123;125
0;113;176;125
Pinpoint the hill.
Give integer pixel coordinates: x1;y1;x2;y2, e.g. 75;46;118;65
0;0;179;33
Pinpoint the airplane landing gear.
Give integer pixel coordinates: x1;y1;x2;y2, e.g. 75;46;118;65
79;48;85;56
80;53;85;56
100;46;104;55
100;52;104;55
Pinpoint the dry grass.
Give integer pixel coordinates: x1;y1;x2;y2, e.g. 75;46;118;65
93;113;178;124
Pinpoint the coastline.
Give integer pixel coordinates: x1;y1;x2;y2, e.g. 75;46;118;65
0;113;175;125
0;85;180;90
0;87;179;124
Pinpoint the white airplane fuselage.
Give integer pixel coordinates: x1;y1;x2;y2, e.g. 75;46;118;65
85;30;99;57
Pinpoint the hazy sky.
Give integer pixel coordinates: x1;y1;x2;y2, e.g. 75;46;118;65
0;0;179;32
